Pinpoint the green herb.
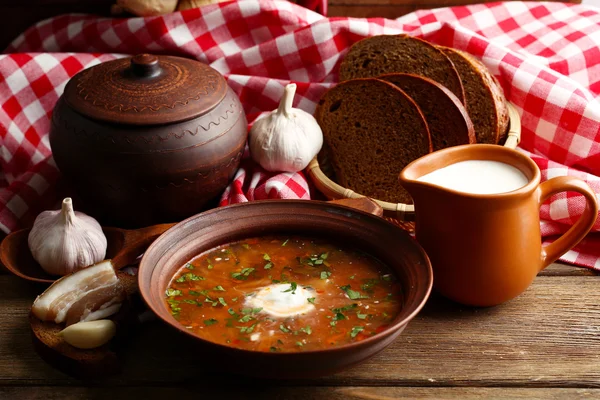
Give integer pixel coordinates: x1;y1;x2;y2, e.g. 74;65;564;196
320;271;331;280
333;304;358;313
218;297;227;306
185;263;194;270
232;297;238;302
238;322;258;334
357;313;368;320
383;312;389;318
280;273;290;283
231;267;255;280
264;262;273;270
270;347;279;352
188;290;201;296
333;312;346;321
296;341;303;347
340;285;369;300
282;239;289;246
263;253;271;261
214;285;226;292
165;288;182;297
307;297;316;304
176;272;205;283
350;326;364;338
320;253;328;260
300;326;312;335
330;321;337;327
207;264;214;270
238;315;253;323
349;275;355;280
282;282;298;294
242;244;251;250
361;279;379;292
183;299;200;305
203;319;218;326
280;325;291;333
241;307;263;315
199;290;209;297
228;308;238;317
381;274;393;282
277;339;284;345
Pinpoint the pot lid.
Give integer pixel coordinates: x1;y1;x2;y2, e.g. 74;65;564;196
63;54;228;125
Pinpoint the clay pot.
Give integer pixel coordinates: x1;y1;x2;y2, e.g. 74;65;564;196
49;54;247;228
138;199;433;378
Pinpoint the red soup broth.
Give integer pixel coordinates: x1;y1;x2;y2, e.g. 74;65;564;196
165;236;403;352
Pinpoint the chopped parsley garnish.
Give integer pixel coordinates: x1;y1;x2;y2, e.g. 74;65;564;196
270;347;279;352
320;271;331;280
350;326;364;338
238;315;253;323
175;272;205;283
232;297;238;302
357;312;368;319
185;263;194;270
183;299;200;305
296;341;303;347
340;285;369;300
213;285;226;291
264;262;273;270
307;297;316;304
242;244;251;250
203;318;218;326
241;307;263;315
218;297;227;306
282;239;289;246
238;322;258;334
263;253;271;261
361;279;379;292
320;253;328;260
165;288;182;297
228;308;239;317
188;290;201;296
300;326;312;335
231;267;255;280
282;282;298;294
349;275;355;280
207;263;214;270
280;324;291;333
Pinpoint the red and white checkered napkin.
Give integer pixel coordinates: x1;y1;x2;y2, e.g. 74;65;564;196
1;1;599;269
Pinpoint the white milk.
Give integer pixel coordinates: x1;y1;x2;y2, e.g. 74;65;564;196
416;160;529;194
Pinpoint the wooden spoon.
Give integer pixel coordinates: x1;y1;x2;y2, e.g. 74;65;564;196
0;198;382;284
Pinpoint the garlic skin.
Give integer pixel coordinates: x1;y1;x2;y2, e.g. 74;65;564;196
59;320;116;350
249;83;323;173
28;198;107;276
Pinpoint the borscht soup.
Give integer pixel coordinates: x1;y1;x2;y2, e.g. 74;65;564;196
165;236;402;352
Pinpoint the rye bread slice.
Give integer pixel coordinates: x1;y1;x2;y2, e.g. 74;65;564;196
30;271;140;379
439;47;510;145
379;73;475;151
339;34;466;105
315;78;432;204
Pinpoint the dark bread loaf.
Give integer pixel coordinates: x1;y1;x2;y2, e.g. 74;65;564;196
315;78;431;204
379;73;475;151
339;34;466;105
439;47;510;145
30;271;140;379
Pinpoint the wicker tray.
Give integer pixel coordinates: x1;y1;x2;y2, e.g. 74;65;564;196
307;102;522;228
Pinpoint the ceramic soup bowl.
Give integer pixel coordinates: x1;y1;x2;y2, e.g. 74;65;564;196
138;200;433;378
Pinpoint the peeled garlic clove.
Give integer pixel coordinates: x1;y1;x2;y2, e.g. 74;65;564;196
249;83;323;173
28;198;107;276
59;320;116;350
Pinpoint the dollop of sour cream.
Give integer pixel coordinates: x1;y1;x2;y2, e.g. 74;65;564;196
245;283;316;318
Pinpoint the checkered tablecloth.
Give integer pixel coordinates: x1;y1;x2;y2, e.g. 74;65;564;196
1;0;599;269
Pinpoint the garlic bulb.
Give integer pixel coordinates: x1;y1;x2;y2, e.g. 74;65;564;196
249;83;323;172
28;198;107;276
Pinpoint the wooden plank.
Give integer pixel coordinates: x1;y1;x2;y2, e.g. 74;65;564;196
0;386;598;399
0;274;598;387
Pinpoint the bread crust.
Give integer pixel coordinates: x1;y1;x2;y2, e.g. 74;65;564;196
439;47;510;145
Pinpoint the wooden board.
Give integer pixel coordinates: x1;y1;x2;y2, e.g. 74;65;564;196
0;272;599;389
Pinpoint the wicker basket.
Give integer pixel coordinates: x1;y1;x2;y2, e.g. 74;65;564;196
307;103;522;223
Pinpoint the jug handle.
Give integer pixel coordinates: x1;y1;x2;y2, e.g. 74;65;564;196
538;176;598;271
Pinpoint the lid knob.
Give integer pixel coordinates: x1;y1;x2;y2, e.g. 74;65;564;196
130;54;161;78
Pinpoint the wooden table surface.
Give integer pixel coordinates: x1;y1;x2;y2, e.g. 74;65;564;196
0;262;598;399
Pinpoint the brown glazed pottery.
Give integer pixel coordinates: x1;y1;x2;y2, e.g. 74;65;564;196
49;54;248;228
138;199;433;378
399;144;598;307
